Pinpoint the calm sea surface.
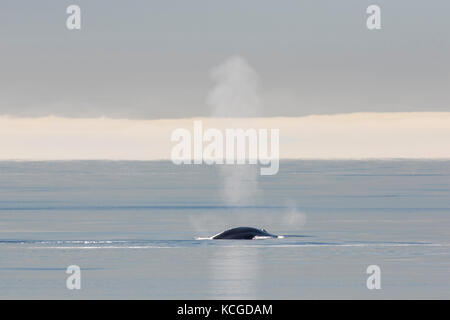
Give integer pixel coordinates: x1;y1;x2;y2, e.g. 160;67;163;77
0;160;449;299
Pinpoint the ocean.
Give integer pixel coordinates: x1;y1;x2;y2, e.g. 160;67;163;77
0;160;449;299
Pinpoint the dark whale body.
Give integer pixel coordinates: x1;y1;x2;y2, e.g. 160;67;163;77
212;227;277;240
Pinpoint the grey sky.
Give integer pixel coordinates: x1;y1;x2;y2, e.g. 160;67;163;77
1;0;449;119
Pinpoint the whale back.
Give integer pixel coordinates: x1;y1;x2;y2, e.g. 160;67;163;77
212;227;274;240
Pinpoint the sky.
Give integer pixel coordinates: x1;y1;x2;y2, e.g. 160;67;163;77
0;1;449;160
2;113;450;160
1;0;449;119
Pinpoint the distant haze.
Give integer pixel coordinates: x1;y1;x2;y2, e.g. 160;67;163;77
1;113;450;160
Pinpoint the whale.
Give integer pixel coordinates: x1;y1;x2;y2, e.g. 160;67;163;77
210;227;278;240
